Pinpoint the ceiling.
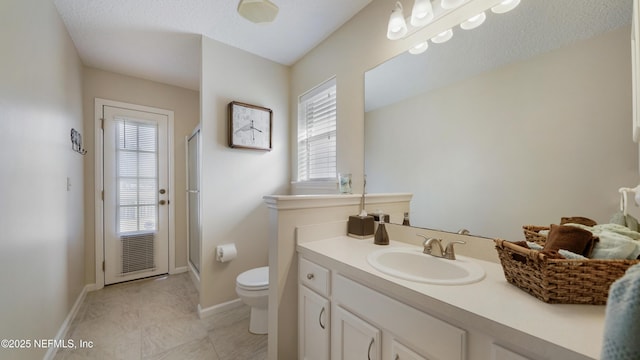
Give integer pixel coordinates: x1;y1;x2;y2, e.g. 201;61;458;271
53;0;372;90
365;0;633;112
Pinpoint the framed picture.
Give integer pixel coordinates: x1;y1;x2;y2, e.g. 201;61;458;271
228;101;273;151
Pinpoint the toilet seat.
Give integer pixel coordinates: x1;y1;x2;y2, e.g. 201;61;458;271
236;266;269;291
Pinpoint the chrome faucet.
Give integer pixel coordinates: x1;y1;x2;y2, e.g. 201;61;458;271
417;234;466;260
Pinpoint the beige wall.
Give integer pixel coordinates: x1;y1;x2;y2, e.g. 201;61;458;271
199;37;290;309
82;67;200;283
0;1;85;359
366;27;638;240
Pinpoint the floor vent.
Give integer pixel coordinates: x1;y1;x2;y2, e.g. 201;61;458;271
121;232;156;275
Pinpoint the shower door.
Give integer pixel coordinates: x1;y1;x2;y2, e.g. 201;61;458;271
187;129;201;273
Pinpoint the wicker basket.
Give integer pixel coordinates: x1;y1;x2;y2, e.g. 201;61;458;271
494;238;640;304
522;225;549;243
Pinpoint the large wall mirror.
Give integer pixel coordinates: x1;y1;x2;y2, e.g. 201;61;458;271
365;0;636;240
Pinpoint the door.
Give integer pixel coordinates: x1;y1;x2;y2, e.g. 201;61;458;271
103;105;170;285
333;306;381;360
187;129;201;273
299;286;330;360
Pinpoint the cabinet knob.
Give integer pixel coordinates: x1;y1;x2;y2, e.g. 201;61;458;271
306;273;315;280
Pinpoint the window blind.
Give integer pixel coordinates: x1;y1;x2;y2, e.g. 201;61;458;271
115;118;159;234
298;78;337;181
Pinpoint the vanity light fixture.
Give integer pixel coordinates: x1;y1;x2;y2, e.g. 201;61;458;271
460;11;486;30
441;0;466;10
237;0;279;24
431;28;453;44
410;0;434;27
409;41;429;54
387;2;408;40
396;0;522;55
491;0;521;14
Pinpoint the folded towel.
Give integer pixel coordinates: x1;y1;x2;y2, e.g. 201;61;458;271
560;216;597;227
601;263;640;360
568;224;640;260
595;223;640;240
526;241;543;251
543;224;597;257
558;249;587;260
610;211;639;232
524;241;584;259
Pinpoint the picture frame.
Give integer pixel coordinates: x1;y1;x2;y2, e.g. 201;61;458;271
228;101;273;151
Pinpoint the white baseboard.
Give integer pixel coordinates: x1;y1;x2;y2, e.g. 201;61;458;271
171;266;188;274
84;283;99;292
198;298;243;319
44;284;92;360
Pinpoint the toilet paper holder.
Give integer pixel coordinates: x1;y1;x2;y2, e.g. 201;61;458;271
216;243;238;263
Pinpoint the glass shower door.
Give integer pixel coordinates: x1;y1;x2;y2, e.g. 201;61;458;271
187;129;200;273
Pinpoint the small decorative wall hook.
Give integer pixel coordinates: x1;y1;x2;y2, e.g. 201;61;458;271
70;128;87;155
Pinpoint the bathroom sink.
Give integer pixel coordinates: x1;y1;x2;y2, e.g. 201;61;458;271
366;247;485;285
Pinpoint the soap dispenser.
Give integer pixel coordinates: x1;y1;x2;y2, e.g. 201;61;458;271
374;214;389;246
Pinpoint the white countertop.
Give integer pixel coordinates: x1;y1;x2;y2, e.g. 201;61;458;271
297;236;606;359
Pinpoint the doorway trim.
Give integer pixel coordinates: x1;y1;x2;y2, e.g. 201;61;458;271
94;98;176;290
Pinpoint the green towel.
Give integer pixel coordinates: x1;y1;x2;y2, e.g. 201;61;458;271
597;223;640;240
601;263;640;359
610;211;639;232
568;223;640;260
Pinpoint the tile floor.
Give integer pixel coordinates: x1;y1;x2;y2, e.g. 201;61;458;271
54;273;267;360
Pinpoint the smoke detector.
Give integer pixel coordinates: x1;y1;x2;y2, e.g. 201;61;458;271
237;0;279;24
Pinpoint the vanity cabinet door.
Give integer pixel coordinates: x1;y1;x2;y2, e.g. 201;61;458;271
492;344;533;360
333;305;381;360
299;285;330;360
391;340;428;360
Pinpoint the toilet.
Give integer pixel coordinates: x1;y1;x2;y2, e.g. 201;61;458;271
236;266;269;334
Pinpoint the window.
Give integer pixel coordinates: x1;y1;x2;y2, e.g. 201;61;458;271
115;118;159;233
297;77;337;182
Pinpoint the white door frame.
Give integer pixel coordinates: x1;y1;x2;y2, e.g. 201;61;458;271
94;98;176;290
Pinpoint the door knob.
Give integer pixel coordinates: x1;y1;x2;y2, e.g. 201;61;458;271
159;200;166;205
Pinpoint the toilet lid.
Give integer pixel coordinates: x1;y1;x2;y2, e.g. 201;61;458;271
237;266;269;289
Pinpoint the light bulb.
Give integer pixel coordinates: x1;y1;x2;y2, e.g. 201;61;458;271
409;41;429;55
431;28;453;44
411;0;434;27
460;11;486;30
491;0;521;14
387;2;408;40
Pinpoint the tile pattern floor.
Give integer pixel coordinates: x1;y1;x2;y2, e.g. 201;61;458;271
54;273;267;360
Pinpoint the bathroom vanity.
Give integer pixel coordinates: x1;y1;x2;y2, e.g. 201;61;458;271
297;235;605;360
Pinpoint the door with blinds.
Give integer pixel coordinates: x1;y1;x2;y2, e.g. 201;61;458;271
103;105;169;285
